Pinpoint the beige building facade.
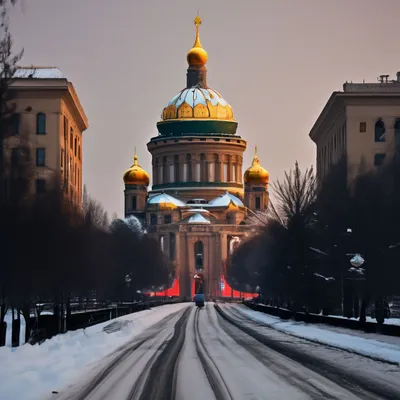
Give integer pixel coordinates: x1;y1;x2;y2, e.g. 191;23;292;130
123;17;269;300
4;67;88;206
310;73;400;183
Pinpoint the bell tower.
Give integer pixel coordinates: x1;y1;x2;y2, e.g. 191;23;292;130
244;146;269;212
123;148;149;223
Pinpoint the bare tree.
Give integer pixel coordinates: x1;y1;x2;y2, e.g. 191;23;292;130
0;0;23;205
83;184;109;229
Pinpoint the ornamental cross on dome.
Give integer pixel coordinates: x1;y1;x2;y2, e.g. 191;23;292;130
194;15;202;26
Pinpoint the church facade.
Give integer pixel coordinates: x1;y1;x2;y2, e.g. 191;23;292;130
123;17;269;300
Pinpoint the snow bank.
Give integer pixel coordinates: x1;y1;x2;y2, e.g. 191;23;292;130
234;305;400;365
328;314;400;326
0;303;189;400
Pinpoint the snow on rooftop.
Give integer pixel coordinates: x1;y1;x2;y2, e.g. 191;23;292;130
13;67;65;79
207;191;244;208
188;213;211;224
186;208;210;214
147;193;186;207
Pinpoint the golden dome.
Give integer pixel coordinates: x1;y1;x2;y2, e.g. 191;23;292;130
244;147;269;185
123;152;150;186
187;15;208;66
161;87;234;121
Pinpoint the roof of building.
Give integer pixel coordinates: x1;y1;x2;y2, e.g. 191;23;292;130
123;153;150;186
147;193;186;209
207;191;244;208
188;213;211;224
161;87;234;121
310;73;400;141
13;67;65;79
244;146;269;185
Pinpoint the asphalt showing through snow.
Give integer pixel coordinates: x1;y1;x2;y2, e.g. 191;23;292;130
55;303;400;400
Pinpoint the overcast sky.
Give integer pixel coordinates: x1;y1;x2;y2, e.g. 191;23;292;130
9;0;400;216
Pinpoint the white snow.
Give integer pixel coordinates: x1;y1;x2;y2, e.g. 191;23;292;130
232;304;400;364
13;67;65;79
0;303;190;400
329;314;400;326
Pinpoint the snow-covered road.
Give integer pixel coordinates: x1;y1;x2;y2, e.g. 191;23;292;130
53;303;400;400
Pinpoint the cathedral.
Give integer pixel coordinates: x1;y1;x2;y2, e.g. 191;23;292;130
123;16;269;300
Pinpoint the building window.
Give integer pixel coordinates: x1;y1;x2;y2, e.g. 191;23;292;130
70;128;73;149
160;236;165;252
36;148;46;166
174;155;179;182
186;153;192;181
11;147;19;166
150;214;157;225
36;179;46;194
163;156;168;182
164;214;172;224
9;113;20;135
255;196;261;211
61;149;65;168
74;137;77;156
395;119;400;155
36;113;46;135
359;122;367;133
374;153;385;167
78;145;81;161
132;196;137;210
194;240;204;270
375;119;385;142
63;116;68;141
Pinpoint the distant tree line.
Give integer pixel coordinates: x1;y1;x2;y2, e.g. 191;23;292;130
0;164;171;346
0;1;171;346
228;158;400;325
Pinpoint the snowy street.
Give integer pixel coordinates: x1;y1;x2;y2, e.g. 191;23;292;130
50;303;400;400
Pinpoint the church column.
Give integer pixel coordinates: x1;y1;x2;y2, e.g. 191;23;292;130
200;153;206;182
215;156;222;182
178;154;185;182
238;156;243;183
152;158;158;185
235;160;240;184
228;155;234;182
193;155;201;182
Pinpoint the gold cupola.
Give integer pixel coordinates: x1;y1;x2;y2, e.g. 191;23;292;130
123;150;150;186
244;146;269;185
187;15;208;67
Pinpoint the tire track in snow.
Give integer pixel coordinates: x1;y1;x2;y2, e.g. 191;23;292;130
193;307;234;400
129;307;191;400
71;309;182;400
213;305;340;400
215;304;396;400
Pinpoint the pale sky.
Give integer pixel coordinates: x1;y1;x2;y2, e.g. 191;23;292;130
9;0;400;216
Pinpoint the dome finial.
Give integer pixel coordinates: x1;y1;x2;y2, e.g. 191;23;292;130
193;14;202;48
254;145;258;157
133;146;138;166
187;14;208;66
